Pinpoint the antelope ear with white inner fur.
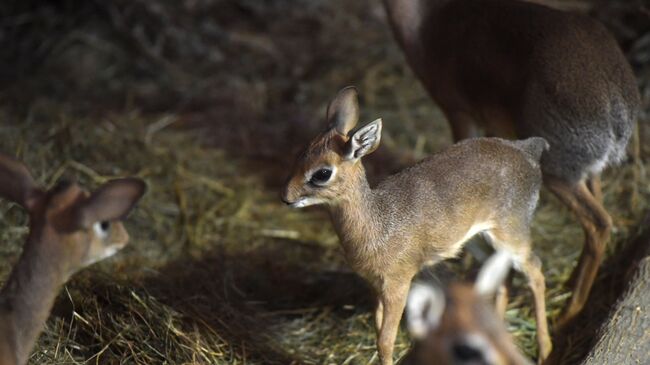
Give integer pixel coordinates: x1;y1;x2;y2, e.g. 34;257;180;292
475;250;513;296
346;119;382;161
406;283;446;339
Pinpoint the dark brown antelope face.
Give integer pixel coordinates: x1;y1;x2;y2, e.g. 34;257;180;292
407;252;528;365
0;153;146;275
281;86;382;208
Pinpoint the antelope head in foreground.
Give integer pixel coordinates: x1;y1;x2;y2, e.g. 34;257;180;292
405;251;532;365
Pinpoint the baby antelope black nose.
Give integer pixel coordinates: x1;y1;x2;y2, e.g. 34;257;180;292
281;197;292;205
452;342;486;364
279;193;293;206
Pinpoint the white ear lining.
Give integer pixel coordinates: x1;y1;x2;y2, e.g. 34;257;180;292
346;119;382;160
407;283;446;339
475;250;513;296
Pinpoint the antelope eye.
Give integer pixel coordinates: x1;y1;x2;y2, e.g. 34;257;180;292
309;168;333;185
92;221;111;238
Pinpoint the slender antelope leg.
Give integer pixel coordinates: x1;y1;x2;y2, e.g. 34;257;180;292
375;298;384;335
546;178;612;328
495;281;509;320
587;175;603;203
446;110;480;141
487;228;551;363
377;281;411;365
520;254;552;363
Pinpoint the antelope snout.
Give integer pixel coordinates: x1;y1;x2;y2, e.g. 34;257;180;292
280;187;320;209
280;194;293;206
280;185;299;207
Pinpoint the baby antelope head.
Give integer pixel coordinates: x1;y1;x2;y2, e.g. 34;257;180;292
281;86;382;208
0;153;146;276
406;251;531;365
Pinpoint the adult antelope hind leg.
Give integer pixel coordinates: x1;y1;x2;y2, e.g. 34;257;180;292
545;176;612;330
445;110;481;141
587;175;603;204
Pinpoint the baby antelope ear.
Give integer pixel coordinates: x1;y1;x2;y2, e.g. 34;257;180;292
327;86;360;135
76;178;146;228
346;118;382;160
475;250;513;296
407;284;446;339
0;152;42;210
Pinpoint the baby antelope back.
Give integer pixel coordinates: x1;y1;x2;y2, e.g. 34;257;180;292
406;251;532;365
0;153;146;365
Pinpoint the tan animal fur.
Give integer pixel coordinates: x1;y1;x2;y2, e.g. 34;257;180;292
281;87;551;365
0;153;146;365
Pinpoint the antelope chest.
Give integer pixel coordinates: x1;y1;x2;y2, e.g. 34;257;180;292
339;239;394;282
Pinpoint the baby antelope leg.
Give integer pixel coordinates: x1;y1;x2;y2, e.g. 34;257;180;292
378;282;410;365
376;298;384;335
520;254;552;363
486;227;550;363
495;281;510;320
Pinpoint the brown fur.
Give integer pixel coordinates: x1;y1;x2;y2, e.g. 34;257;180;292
0;154;145;365
383;0;640;329
282;88;551;365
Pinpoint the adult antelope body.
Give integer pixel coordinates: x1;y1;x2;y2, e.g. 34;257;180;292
0;153;146;365
383;0;640;327
282;87;551;365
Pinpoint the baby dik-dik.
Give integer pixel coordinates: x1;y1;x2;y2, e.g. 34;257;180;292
383;0;641;327
404;251;532;365
281;87;551;365
0;153;146;365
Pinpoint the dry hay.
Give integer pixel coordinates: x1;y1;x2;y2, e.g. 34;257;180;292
0;98;647;365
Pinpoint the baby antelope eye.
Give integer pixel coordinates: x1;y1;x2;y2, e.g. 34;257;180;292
309;168;333;186
100;221;110;231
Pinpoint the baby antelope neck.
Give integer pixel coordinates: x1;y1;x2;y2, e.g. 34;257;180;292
328;166;387;275
0;229;71;365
